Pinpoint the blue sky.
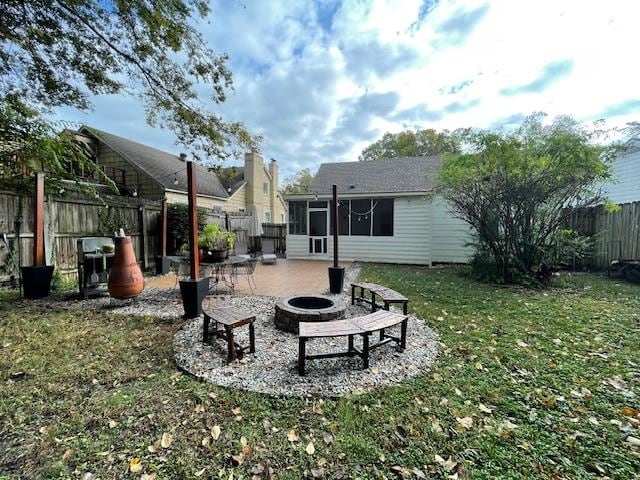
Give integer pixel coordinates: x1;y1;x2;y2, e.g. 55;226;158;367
55;0;640;183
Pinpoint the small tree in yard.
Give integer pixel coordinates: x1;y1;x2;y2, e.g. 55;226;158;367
438;114;622;285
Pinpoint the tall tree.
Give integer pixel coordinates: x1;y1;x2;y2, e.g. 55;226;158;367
438;114;622;285
360;128;463;161
0;0;258;161
281;168;314;196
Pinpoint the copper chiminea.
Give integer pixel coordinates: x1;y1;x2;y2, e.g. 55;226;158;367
108;235;144;299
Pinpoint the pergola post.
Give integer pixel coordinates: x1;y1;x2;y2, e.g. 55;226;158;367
179;158;208;318
328;184;345;294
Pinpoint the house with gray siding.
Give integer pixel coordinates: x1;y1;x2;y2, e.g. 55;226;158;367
602;136;640;204
285;157;472;265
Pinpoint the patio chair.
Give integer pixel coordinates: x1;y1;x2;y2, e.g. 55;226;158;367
234;257;258;293
261;238;278;265
170;258;190;288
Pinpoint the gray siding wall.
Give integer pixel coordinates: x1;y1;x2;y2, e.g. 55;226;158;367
602;145;640;204
430;195;473;263
287;196;432;265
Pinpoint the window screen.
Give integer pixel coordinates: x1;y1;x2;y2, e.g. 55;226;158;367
330;200;350;235
372;198;394;236
350;199;372;236
288;201;307;235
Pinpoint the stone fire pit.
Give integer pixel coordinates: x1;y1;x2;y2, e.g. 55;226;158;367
275;294;346;333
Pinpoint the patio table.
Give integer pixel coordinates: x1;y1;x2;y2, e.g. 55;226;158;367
201;255;249;294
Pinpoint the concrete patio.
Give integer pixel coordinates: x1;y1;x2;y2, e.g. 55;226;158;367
146;259;353;297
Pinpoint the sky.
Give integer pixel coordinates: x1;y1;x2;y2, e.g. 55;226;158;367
54;0;640;183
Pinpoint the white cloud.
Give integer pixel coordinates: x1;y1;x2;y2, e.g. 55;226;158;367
53;0;640;182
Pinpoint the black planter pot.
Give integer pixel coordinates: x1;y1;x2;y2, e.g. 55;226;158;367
21;265;55;299
328;266;345;294
179;277;209;319
155;256;172;275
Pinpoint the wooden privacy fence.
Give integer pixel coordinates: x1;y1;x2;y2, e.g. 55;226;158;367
0;190;162;280
566;201;640;269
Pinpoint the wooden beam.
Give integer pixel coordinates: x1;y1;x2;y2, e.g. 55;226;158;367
33;172;45;267
187;160;199;279
139;204;148;269
332;184;339;268
160;198;167;256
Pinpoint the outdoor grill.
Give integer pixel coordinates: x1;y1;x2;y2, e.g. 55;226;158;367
77;237;115;298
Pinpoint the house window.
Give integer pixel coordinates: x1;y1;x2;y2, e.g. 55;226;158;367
372;198;394;236
288;201;307;235
265;211;271;223
350;199;372;236
263;182;269;194
330;200;350;235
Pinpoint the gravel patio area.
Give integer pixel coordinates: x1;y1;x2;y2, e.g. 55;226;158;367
173;294;439;398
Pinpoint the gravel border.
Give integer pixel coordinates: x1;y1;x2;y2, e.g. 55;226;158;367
174;294;439;398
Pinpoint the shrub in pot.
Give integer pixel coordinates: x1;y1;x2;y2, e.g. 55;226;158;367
198;224;236;262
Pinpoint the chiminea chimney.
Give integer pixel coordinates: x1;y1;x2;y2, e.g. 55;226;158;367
179;153;187;162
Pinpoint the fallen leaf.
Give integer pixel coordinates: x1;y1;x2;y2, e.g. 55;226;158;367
287;429;299;442
474;361;483;370
478;403;493;414
413;467;427;478
588;417;600;426
456;416;473;429
250;462;265;475
231;452;245;466
108;420;117;429
621;407;639;417
62;449;73;460
194;468;206;477
231;407;241;416
211;425;222;440
323;433;333;445
129;457;142;473
160;432;173;449
516;340;529;348
626;436;640;447
306;442;315;455
141;475;156;480
311;467;325;479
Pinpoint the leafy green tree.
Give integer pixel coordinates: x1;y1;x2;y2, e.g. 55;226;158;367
281;168;314;196
360;128;463;161
1;0;258;160
438;114;622;285
0;96;113;194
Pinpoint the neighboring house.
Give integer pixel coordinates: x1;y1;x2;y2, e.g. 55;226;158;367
602;136;640;204
73;126;286;221
285;157;473;265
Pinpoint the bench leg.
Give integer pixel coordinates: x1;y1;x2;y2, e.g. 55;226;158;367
371;292;377;313
203;314;210;343
298;337;307;376
384;301;389;311
403;302;408;316
226;326;236;363
348;334;354;355
249;322;255;354
379;328;385;342
351;285;355;305
400;318;408;351
362;334;370;369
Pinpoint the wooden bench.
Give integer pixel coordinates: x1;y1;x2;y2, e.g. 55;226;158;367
351;282;408;315
202;302;256;363
298;310;408;375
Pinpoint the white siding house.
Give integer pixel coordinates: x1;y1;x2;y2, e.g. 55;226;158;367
602;138;640;204
286;157;472;265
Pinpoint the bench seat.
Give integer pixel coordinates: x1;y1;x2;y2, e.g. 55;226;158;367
297;310;408;375
351;282;408;314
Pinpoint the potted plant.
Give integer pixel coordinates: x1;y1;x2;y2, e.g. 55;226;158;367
198;224;236;262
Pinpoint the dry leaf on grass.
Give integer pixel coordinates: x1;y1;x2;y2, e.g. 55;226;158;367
287;429;299;442
211;425;222;440
129;457;142;473
456;416;473;429
160;432;173;449
306;442;315;455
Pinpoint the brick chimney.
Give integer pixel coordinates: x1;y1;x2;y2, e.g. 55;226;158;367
244;151;264;214
269;158;278;221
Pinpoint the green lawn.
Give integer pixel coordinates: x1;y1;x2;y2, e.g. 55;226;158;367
1;266;639;479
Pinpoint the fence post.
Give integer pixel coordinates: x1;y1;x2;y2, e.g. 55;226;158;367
139;204;148;269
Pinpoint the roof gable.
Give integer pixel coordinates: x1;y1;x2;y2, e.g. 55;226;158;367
310;156;442;195
81;126;229;199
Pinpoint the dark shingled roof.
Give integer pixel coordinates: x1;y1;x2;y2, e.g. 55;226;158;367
218;166;246;195
310;156;442;195
81;126;229;198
